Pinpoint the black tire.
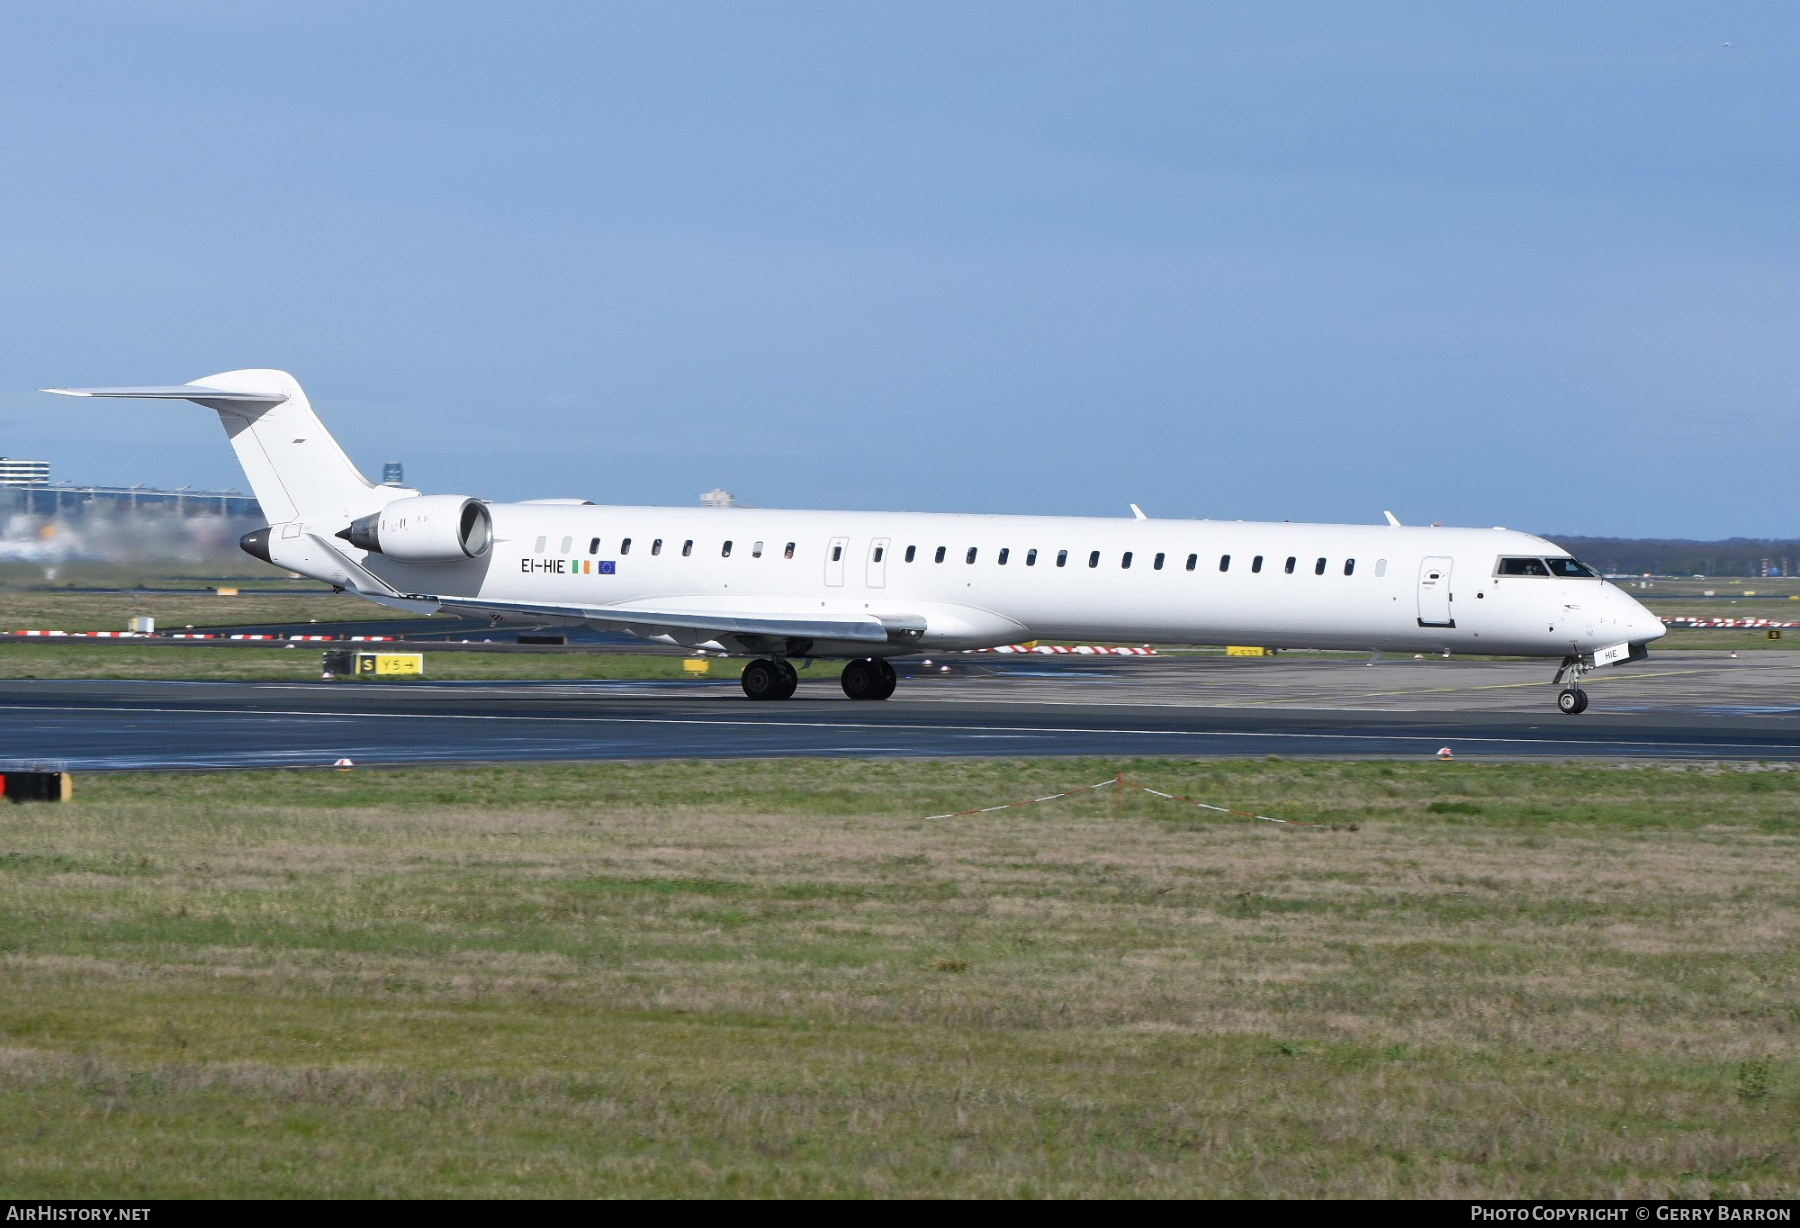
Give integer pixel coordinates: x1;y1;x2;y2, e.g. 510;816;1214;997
771;658;799;700
840;658;876;700
742;658;782;700
1557;687;1588;715
869;657;897;700
841;657;897;701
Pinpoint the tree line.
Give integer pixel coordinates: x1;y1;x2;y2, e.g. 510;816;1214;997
1538;535;1798;578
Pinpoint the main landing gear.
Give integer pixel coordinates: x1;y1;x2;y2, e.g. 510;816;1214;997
739;656;898;701
840;657;897;701
1554;655;1590;715
740;657;798;701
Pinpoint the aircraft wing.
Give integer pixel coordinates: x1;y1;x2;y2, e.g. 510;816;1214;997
416;592;897;645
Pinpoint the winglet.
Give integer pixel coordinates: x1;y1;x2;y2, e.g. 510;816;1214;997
1382;510;1402;527
1129;503;1148;520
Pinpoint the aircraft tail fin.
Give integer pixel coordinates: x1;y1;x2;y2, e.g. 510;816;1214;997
44;369;404;526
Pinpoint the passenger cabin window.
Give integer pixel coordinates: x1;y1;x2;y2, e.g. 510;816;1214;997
651;539;663;556
560;536;572;554
682;540;694;557
997;548;1009;565
905;545;917;563
752;541;763;558
784;542;795;559
1284;556;1296;574
1344;559;1355;576
721;541;732;558
620;538;632;555
966;547;978;564
1251;555;1263;573
533;536;546;553
1497;557;1551;577
1121;551;1133;569
588;537;601;554
1088;550;1101;568
1219;555;1230;572
1185;553;1197;571
1056;550;1068;567
1153;552;1165;570
935;546;947;563
1375;558;1387;577
1314;557;1327;575
1027;549;1038;566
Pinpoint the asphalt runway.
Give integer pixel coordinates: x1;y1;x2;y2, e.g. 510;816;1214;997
1;650;1794;770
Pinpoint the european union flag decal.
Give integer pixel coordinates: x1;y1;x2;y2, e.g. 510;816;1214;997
599;561;616;575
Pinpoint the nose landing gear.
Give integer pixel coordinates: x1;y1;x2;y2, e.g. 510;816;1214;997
1557;686;1589;715
1554;655;1589;715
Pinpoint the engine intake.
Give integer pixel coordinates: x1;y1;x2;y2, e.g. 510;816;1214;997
338;495;492;562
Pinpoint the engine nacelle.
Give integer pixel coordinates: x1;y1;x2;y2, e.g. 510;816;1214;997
338;495;492;562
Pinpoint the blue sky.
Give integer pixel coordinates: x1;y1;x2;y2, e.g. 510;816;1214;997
2;2;1793;538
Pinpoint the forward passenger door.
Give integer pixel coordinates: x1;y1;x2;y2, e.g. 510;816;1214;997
1417;556;1455;627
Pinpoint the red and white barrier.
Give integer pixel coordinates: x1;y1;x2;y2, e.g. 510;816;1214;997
965;644;1157;656
1661;617;1799;629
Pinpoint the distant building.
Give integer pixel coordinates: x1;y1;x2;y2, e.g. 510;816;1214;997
701;487;736;508
4;481;260;518
0;457;50;487
382;461;406;486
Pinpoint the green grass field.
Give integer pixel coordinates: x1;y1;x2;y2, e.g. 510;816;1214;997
1;759;1793;1198
0;587;416;633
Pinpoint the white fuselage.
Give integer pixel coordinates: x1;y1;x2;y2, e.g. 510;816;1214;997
45;370;1665;690
273;501;1666;660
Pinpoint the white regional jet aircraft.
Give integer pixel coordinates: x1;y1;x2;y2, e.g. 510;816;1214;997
47;369;1665;712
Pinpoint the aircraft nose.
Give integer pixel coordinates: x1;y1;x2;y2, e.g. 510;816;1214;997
1622;591;1665;642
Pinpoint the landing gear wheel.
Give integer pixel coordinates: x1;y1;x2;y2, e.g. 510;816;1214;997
840;657;897;701
1553;654;1593;715
772;657;798;699
869;657;897;700
742;658;797;701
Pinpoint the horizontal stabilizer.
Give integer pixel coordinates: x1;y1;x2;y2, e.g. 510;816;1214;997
43;384;287;405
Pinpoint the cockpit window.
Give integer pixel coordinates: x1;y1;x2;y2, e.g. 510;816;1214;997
1497;556;1599;578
